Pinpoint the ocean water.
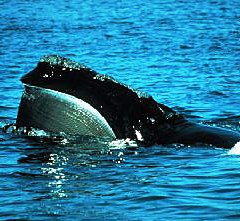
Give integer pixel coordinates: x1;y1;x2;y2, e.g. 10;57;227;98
0;0;240;220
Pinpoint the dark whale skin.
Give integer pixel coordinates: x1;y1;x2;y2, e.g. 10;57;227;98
16;55;240;148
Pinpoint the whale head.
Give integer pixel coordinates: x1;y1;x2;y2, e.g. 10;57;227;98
16;55;183;145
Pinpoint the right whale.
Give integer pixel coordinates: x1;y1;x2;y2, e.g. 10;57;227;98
16;55;240;148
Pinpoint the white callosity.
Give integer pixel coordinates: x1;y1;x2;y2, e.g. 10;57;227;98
22;84;116;139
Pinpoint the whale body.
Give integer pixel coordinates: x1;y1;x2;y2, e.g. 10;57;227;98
16;55;240;148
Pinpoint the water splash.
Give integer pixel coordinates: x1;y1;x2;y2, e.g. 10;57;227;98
228;141;240;155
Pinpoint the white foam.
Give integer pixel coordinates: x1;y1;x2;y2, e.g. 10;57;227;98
135;130;144;141
108;138;138;149
228;141;240;155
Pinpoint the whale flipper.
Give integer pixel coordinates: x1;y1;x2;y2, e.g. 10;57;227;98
16;55;240;148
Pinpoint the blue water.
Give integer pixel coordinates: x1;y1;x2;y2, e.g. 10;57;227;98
0;0;240;220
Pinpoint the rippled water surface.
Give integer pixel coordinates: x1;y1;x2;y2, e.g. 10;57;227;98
1;0;240;220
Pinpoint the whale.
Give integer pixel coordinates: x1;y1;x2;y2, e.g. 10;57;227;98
16;55;240;148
